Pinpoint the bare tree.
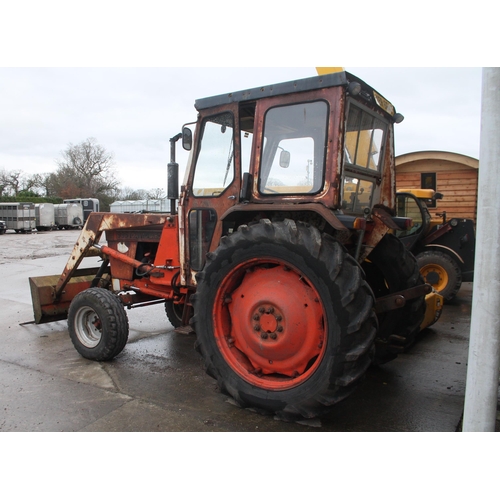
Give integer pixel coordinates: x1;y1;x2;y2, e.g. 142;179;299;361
147;188;165;200
33;173;55;197
0;169;8;196
0;169;24;196
54;138;118;198
117;187;147;201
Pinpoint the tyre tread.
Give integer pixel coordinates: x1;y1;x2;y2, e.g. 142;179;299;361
191;219;377;420
68;288;129;361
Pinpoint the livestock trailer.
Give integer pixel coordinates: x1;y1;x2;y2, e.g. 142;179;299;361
54;203;84;230
63;198;100;222
0;202;36;233
35;203;56;231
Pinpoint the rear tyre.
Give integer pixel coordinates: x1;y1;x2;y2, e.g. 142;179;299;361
363;233;426;365
68;288;129;361
416;250;462;302
192;219;377;420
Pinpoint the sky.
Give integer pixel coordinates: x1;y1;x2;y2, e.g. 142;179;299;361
0;67;484;193
0;2;495;196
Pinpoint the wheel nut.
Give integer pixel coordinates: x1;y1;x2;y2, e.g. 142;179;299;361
270;333;277;340
277;326;283;332
253;314;260;321
259;307;265;314
395;296;405;307
267;307;274;314
276;315;282;321
254;325;261;331
261;332;268;339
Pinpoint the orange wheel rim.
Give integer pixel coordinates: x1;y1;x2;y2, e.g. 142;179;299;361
213;258;327;390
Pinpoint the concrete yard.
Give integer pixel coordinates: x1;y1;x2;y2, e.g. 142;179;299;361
0;228;489;432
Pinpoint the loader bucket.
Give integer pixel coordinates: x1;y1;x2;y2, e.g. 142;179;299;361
29;267;100;324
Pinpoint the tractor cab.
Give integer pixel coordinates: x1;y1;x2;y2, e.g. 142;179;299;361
178;72;406;287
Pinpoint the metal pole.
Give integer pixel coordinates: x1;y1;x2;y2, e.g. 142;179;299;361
463;67;500;431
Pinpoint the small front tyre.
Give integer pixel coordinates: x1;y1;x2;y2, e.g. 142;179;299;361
68;288;129;361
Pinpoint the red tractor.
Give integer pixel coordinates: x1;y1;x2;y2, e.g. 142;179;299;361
30;72;433;420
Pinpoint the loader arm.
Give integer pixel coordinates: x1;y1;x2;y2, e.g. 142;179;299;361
29;212;171;324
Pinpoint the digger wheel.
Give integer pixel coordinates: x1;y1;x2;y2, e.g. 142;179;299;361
417;250;462;302
68;288;129;361
363;233;426;365
191;219;377;421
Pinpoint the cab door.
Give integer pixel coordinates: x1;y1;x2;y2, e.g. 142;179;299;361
395;192;430;250
181;103;242;285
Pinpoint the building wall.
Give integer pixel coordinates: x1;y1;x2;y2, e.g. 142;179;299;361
396;151;479;222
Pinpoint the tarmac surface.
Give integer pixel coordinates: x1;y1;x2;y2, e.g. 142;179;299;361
0;228;495;432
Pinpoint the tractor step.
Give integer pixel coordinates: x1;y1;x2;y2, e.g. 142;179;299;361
174;325;194;335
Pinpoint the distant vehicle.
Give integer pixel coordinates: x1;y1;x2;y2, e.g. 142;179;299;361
0;202;36;233
396;189;476;301
0;220;6;235
54;203;84;230
35;203;56;231
63;198;100;222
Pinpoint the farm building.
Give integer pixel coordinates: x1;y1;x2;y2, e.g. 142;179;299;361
396;151;479;223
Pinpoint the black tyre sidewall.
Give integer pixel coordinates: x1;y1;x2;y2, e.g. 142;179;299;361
364;233;426;362
416;250;462;301
68;288;129;361
165;301;184;328
193;220;376;419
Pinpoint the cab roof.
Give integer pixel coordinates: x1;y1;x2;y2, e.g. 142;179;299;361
194;71;398;119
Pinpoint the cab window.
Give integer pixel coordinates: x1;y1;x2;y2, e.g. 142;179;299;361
258;101;328;195
192;112;234;197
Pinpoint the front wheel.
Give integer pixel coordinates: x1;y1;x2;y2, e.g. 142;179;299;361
192;219;377;420
68;288;129;361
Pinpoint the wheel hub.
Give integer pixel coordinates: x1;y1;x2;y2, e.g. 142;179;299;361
74;306;103;348
253;305;281;337
421;263;448;291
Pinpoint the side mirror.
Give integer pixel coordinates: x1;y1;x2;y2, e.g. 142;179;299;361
182;127;192;151
279;149;290;168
